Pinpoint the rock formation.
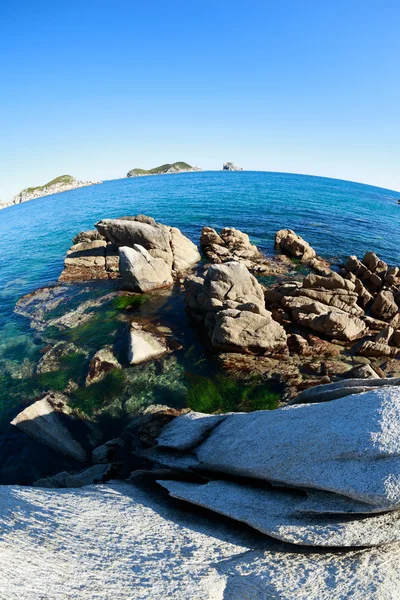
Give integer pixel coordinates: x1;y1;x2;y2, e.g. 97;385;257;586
185;261;287;354
200;225;289;274
59;215;201;284
222;162;243;171
275;229;331;274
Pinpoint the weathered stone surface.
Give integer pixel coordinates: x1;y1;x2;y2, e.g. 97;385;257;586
291;377;400;404
85;347;121;386
65;464;113;487
185;262;287;355
3;482;400;598
359;340;399;358
347;364;380;379
275;229;317;261
128;324;169;365
160;479;400;547
157;412;227;451
119;245;173;292
36;341;82;374
371;290;399;321
191;386;400;509
211;308;288;354
97;215;200;272
10;392;88;463
33;471;70;489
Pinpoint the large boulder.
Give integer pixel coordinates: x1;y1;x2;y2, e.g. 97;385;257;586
371;290;399;321
96;215;200;272
191;386;400;509
119;245;173;292
185;262;287;355
275;229;317;261
128;324;169;365
10;392;91;463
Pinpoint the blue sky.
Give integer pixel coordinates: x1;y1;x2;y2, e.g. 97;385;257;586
1;0;400;199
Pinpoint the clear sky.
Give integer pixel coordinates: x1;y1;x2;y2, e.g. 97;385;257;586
1;0;400;200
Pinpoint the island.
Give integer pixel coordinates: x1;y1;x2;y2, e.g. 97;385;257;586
222;161;243;171
1;174;102;209
126;161;201;177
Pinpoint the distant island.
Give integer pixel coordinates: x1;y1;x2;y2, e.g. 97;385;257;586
1;175;102;209
126;162;201;178
222;162;243;171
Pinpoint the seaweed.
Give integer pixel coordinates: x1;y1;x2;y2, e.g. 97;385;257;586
186;373;280;414
112;294;149;310
69;369;127;417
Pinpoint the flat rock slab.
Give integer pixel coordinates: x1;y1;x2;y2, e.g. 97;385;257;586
192;386;400;509
159;479;400;547
157;412;227;450
128;324;169;365
2;482;400;599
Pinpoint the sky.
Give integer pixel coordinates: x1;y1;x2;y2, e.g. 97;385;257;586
1;0;400;200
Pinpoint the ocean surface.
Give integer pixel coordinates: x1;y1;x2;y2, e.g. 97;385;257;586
0;171;399;483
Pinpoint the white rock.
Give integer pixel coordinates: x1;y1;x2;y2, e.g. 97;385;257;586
2;482;400;599
128;324;169;364
194;386;400;509
157;411;227;450
159;479;400;547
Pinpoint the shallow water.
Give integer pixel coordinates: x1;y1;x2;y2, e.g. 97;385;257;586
0;171;399;483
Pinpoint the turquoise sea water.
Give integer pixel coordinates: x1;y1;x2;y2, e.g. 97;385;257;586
0;171;399;483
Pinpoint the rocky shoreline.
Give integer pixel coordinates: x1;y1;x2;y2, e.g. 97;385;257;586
2;214;400;597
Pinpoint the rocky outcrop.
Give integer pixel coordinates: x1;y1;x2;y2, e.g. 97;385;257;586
10;392;90;462
185;262;287;355
200;226;289;275
6;482;400;599
3;175;101;209
275;229;330;274
59;215;201;283
266;272;367;342
222;162;243;171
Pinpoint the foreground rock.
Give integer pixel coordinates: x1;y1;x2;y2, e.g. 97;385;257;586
59;215;201;283
156;385;400;510
10;392;91;463
2;482;400;599
160;479;400;547
185;262;287;354
3;175;101;208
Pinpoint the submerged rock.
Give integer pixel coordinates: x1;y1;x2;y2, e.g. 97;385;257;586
128;324;169;365
85;347;121;386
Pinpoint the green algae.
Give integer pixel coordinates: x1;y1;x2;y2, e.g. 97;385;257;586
186;374;280;414
69;369;127;417
112;294;150;310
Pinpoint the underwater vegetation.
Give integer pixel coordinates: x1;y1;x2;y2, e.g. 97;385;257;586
185;373;280;413
69;369;127;417
112;294;150;310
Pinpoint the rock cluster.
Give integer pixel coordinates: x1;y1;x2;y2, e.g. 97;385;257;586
59;215;201;287
275;229;331;274
157;383;400;548
266;271;368;342
185;261;287;354
222;162;243;171
200;225;289;274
